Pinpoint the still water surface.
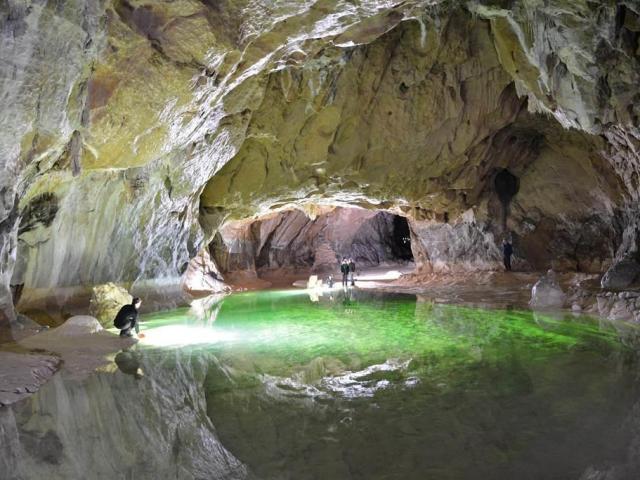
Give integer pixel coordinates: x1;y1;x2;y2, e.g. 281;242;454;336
137;289;640;479
4;289;640;480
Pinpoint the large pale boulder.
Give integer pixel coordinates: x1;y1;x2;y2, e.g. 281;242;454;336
182;249;229;295
89;283;133;327
52;315;103;336
530;270;566;309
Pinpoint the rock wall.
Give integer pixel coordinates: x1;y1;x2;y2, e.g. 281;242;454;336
2;1;640;316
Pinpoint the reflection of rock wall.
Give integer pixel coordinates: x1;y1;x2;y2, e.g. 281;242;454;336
212;207;412;275
0;351;248;479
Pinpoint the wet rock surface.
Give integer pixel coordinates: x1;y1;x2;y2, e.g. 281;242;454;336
18;315;136;380
0;351;248;480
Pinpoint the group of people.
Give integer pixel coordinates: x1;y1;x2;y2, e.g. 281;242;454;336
340;257;356;287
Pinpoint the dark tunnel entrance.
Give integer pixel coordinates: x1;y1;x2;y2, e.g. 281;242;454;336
494;169;519;206
390;215;413;261
494;169;519;228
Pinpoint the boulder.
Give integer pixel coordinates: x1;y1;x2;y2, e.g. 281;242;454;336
90;283;133;327
182;249;230;294
307;275;322;289
53;315;103;336
600;257;640;289
530;270;566;309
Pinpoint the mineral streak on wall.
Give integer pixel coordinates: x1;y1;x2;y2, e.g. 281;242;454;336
1;1;640;319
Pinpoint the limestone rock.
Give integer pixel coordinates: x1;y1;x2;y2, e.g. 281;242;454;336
212;207;414;277
601;258;640;289
19;316;136;380
182;249;229;295
0;350;249;478
89;283;133;327
530;270;566;309
50;315;103;336
307;275;323;289
595;292;640;323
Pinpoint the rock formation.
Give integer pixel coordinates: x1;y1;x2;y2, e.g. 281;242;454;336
530;270;567;309
211;206;413;276
1;1;640;318
89;283;133;326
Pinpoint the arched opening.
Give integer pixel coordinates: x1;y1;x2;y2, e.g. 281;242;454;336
391;215;413;261
210;207;414;287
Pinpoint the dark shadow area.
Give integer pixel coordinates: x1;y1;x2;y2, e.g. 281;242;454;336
494;169;519;228
390;215;413;261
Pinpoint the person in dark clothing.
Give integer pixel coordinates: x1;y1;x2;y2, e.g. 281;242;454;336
114;297;142;337
502;240;513;272
348;258;356;286
340;258;350;287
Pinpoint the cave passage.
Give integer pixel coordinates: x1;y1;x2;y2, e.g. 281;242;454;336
494;169;519;207
390;215;413;261
212;207;414;281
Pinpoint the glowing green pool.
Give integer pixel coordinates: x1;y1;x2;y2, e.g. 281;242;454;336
136;289;640;479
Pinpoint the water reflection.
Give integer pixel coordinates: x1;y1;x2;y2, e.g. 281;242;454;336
4;290;640;479
114;349;144;379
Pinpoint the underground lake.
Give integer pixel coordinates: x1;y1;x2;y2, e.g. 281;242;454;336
3;289;640;479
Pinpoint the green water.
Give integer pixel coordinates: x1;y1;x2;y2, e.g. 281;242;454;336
139;289;639;479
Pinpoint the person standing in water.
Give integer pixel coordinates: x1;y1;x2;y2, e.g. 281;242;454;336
340;257;350;287
502;239;513;272
348;257;356;286
114;297;143;337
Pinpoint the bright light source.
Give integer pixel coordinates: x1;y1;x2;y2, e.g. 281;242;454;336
139;325;237;348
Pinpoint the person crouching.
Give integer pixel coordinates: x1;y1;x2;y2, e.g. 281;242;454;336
114;297;142;337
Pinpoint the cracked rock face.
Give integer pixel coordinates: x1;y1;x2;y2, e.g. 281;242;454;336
1;1;640;315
